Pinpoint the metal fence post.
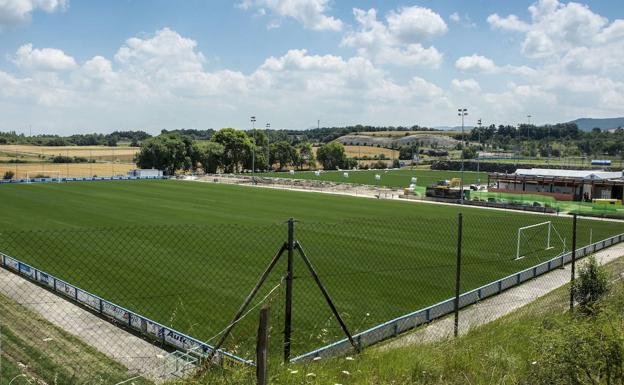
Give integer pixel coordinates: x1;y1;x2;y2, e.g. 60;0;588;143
454;213;463;337
570;213;577;310
256;305;270;385
284;218;295;363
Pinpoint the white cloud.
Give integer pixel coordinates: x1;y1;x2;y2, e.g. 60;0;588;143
449;12;460;23
455;54;535;75
342;7;445;68
237;0;342;31
0;28;451;131
11;43;76;71
452;78;481;93
487;14;529;32
487;0;623;60
0;0;67;29
386;6;447;42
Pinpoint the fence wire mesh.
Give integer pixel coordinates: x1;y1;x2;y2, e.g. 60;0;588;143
1;212;623;383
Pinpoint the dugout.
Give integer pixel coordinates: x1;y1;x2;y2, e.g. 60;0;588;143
488;168;624;202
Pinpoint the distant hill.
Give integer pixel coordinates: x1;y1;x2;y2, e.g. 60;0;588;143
433;126;474;131
570;117;624;131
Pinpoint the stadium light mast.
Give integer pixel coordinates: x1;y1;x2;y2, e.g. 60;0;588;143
266;122;271;172
458;108;468;204
477;118;482;187
251;116;256;179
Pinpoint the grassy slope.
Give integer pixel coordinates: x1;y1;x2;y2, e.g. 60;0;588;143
185;257;624;385
0;180;621;357
0;293;151;385
255;169;487;189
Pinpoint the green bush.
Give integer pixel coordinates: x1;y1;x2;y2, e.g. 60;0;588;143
3;170;14;180
529;310;624;384
573;256;609;313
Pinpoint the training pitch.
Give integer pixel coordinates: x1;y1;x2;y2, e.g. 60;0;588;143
0;180;621;357
254;169;486;189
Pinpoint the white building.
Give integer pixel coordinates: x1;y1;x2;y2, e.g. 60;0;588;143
127;169;163;177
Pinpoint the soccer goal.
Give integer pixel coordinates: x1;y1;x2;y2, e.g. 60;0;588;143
515;221;565;260
26;170;62;183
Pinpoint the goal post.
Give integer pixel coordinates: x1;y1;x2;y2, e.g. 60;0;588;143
26;170;62;183
515;221;554;260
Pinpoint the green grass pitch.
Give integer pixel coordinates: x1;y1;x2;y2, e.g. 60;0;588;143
254;169;487;189
0;180;621;358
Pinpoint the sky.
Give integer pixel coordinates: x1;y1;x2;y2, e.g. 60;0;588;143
0;0;623;135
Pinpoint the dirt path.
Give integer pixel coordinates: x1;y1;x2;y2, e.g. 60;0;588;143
381;243;624;350
0;268;177;383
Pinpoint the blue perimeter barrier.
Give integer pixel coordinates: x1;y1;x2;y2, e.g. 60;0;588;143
0;175;166;184
291;232;624;363
0;252;252;366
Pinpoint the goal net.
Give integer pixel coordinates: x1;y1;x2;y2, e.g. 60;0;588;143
26;171;62;183
515;221;565;260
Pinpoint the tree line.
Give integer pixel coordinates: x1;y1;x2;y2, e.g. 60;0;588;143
135;128;357;175
462;123;624;158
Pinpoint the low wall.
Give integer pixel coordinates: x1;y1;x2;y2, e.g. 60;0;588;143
0;175;166;184
291;233;624;362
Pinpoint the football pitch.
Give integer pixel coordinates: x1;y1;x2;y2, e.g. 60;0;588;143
254;169;487;189
0;180;621;357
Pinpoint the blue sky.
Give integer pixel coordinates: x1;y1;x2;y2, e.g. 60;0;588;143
0;0;623;134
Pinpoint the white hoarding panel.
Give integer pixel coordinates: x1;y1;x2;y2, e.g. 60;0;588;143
37;271;56;289
3;256;19;271
56;281;77;298
102;302;130;323
77;290;100;310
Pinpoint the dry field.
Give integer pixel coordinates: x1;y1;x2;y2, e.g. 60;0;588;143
0;162;136;179
359;130;462;137
313;145;399;159
0;145;139;162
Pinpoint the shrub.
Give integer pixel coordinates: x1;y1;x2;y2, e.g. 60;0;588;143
3;170;14;180
573;256;609;313
529;311;624;384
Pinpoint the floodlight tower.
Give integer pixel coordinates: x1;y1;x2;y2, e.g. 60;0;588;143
251;116;256;178
458;108;468;204
477;118;482;187
266;122;271;171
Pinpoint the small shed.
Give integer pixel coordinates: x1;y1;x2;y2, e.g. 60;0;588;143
127;169;163;177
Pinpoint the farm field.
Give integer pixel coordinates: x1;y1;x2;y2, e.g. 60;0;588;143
358;130;461;137
0;162;135;179
0;144;139;162
0;180;621;359
313;145;400;160
256;169;487;189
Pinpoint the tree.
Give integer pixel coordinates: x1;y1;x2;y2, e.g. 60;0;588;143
3;170;14;180
211;128;253;173
195;141;224;173
462;146;477;159
135;133;195;175
316;142;348;170
296;142;315;170
271;141;297;170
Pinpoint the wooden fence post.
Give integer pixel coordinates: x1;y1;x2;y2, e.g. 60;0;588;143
257;305;270;385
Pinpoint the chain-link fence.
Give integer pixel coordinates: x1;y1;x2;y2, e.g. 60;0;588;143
1;213;623;383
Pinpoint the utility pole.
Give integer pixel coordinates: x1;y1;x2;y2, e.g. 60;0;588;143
266;122;271;172
458;108;468;204
477;119;482;187
251;116;256;178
